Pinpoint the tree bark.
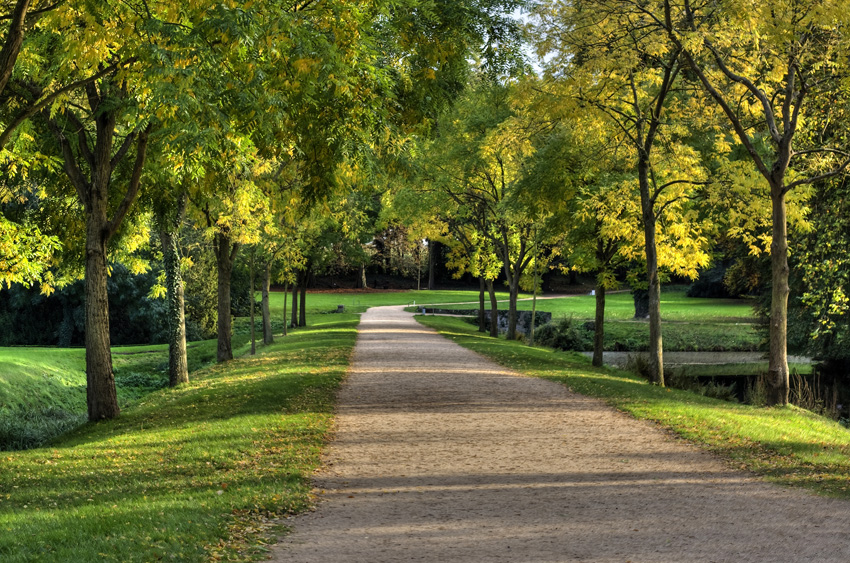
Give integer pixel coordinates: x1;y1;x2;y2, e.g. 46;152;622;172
487;279;498;338
48;89;150;421
507;277;519;340
262;262;273;345
358;264;367;289
84;210;120;420
639;158;664;386
428;239;437;290
593;282;606;368
159;227;188;386
478;276;486;332
0;0;31;99
214;232;238;362
290;275;299;328
299;277;307;327
282;281;288;336
249;252;256;356
768;188;790;405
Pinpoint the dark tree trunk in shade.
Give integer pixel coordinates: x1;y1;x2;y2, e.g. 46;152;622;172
249;254;256;356
593;284;606;367
478;277;486;332
159;227;188;386
507;277;519;340
428;239;437;290
299;267;307;327
214;232;239;362
291;276;299;328
487;279;498;338
282;282;288;336
262;262;273;345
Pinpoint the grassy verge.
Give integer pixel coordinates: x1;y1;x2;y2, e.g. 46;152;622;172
417;315;850;499
0;315;357;562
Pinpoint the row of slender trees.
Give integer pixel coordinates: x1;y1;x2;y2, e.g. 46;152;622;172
0;0;524;421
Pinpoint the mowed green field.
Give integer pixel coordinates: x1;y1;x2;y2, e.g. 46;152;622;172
514;288;755;322
264;288;521;318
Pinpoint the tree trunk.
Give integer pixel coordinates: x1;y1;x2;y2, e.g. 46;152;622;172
478;276;486;333
282;281;288;336
593;282;606;368
299;266;308;327
358;264;367;289
428;239;437;290
262;262;273;345
768;188;790;405
84;210;120;420
638;159;664;386
249;253;256;356
159;228;188;386
215;232;238;362
487;279;498;338
291;275;299;328
507;277;519;340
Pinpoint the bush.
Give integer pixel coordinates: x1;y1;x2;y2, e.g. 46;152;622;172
535;316;592;352
114;371;168;390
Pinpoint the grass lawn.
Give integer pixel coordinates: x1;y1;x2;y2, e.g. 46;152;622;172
0;314;358;562
517;288;756;322
418;315;850;499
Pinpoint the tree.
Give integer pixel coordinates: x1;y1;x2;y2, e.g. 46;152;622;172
651;0;850;404
531;1;713;384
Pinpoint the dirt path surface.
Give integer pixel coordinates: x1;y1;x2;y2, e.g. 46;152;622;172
272;306;850;562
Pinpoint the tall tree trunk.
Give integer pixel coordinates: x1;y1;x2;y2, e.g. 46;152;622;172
768;188;790;405
428;239;437;290
262;262;273;345
487;279;498;338
282;281;289;336
478;276;486;333
291;275;299;328
159;228;188;386
249;252;256;356
299;264;308;327
639;159;664;386
215;232;238;362
84;210;120;420
593;281;606;368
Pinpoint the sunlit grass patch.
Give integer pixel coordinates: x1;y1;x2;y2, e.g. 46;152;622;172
0;317;358;562
419;315;850;499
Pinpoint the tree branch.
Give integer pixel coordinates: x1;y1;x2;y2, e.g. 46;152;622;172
106;125;150;238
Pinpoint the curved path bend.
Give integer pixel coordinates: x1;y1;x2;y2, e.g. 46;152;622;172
272;305;850;562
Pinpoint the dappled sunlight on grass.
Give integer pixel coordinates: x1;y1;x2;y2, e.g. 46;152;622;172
419;314;850;499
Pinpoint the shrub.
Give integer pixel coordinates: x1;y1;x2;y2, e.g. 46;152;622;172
0;407;85;451
535;316;592;352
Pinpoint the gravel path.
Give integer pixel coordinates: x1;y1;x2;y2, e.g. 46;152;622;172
271;305;850;562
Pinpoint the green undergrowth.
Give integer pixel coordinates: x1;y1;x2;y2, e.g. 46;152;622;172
418;315;850;499
0;315;358;562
